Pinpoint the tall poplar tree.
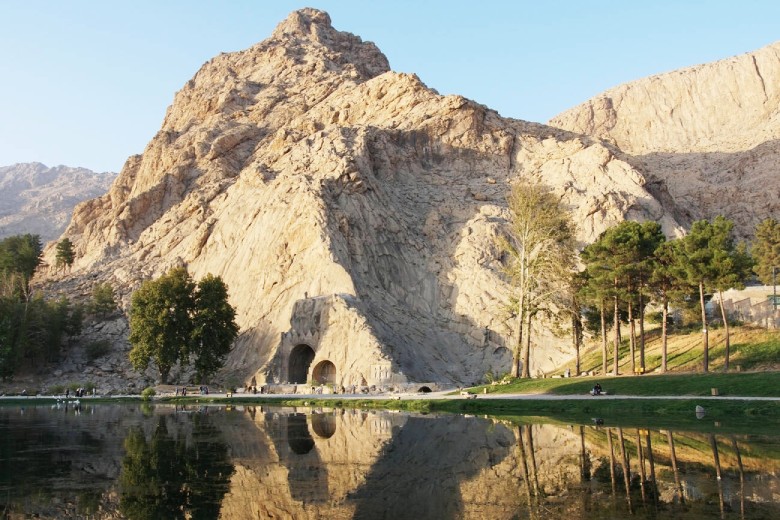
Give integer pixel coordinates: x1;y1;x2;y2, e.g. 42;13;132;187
499;180;576;378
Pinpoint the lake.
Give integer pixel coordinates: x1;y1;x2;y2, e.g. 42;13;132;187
0;402;777;519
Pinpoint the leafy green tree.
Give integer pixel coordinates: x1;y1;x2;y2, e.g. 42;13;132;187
676;216;751;372
0;234;42;294
578;246;613;375
499;180;576;378
54;238;76;271
710;227;754;371
191;274;239;383
129;268;195;384
752;217;780;285
632;221;665;372
648;240;690;372
581;222;645;375
91;282;117;318
128;268;238;384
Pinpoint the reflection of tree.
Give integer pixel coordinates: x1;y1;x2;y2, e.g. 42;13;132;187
119;414;234;520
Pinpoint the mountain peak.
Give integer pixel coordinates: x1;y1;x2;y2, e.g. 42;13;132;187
271;8;333;40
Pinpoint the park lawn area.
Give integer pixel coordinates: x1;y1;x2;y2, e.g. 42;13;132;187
472;371;779;397
572;325;780;376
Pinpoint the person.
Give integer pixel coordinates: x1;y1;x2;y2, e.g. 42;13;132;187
592;383;603;396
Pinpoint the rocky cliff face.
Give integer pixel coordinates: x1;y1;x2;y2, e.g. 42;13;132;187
44;9;679;387
550;42;780;237
0;162;115;242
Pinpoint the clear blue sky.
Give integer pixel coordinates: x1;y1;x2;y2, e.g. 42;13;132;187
2;1;778;173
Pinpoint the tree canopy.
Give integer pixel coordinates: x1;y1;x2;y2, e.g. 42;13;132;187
55;238;76;271
499;179;576;378
0;234;81;380
752;217;780;286
0;234;42;295
128;268;238;384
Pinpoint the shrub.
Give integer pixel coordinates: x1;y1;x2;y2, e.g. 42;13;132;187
85;340;111;360
141;386;156;401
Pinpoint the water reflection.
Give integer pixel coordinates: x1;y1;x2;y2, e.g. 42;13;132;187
119;413;234;519
0;403;778;519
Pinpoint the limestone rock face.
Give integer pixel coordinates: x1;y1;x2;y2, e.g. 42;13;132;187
45;9;679;386
0;162;115;242
550;42;780;237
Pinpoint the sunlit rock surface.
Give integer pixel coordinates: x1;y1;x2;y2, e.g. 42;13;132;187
38;9;683;388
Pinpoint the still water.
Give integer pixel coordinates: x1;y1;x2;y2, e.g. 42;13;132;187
0;402;778;519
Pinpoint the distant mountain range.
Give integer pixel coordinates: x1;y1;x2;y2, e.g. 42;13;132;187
0;162;116;243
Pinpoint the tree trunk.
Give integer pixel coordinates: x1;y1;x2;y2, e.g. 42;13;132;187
628;301;636;374
600;304;608;375
718;289;731;371
512;296;525;378
613;293;620;376
639;290;646;372
573;311;582;376
661;298;669;373
521;312;532;378
699;281;709;373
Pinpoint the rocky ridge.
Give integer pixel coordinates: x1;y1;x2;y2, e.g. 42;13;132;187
0;162;115;242
41;9;680;389
549;41;780;237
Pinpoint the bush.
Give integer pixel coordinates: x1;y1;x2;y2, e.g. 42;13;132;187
141;386;156;401
84;340;111;361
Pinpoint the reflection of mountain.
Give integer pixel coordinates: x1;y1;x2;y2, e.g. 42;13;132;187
349;415;514;519
1;405;780;519
219;410;780;519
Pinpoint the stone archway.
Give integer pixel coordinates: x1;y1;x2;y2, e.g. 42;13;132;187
289;344;315;384
312;360;336;384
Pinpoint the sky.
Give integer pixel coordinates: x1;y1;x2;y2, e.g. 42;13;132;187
1;0;779;173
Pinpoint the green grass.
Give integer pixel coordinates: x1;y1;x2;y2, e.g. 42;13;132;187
574;325;780;375
473;371;780;397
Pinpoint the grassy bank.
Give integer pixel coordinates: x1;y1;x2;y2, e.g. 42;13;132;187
473;371;780;397
570;325;780;376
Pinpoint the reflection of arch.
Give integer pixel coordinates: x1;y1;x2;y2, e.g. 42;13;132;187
310;413;336;439
289;344;315;384
312;360;336;384
417;386;432;393
287;414;315;454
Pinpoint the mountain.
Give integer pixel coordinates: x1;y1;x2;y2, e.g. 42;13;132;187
0;162;116;242
43;9;680;388
549;41;780;238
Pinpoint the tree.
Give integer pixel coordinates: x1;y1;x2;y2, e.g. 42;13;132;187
648;240;689;372
129;268;195;384
499;180;576;378
676;216;750;372
752;217;780;285
632;222;665;373
55;238;75;271
710;225;753;371
0;234;42;295
581;222;648;376
128;268;238;384
91;282;117;318
191;274;239;383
